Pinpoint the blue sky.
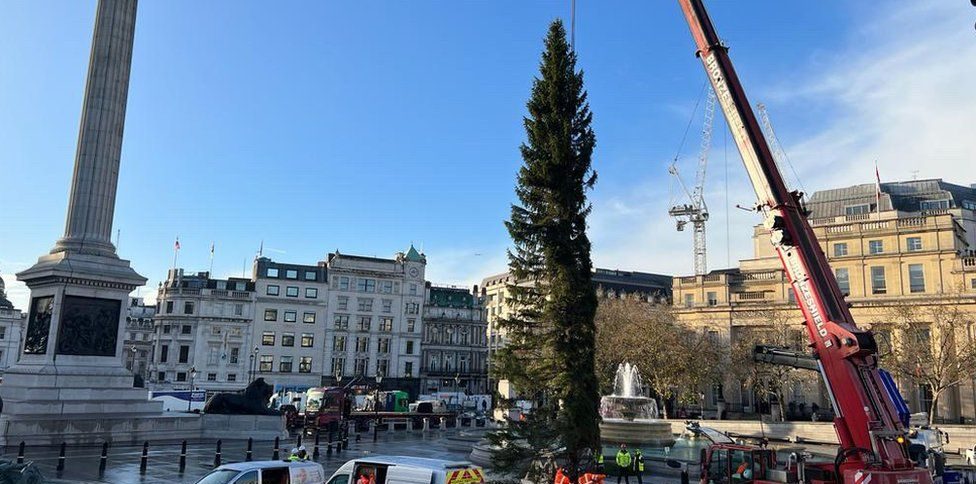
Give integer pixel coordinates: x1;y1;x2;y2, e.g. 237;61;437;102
2;2;973;309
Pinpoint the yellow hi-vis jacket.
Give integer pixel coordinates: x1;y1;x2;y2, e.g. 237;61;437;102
616;450;631;469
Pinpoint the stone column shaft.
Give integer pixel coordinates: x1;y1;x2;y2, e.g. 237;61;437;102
55;0;138;257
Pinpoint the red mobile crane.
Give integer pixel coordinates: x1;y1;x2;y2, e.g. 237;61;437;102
675;2;932;484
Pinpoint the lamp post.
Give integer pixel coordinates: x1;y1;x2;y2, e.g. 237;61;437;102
249;346;259;383
373;372;383;443
335;368;344;436
188;366;198;412
699;391;705;419
454;373;461;409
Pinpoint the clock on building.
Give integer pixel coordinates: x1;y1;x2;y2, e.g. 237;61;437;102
409;267;419;277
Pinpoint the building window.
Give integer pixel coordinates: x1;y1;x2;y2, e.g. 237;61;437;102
208;347;220;365
382;299;392;313
356;337;369;353
404;362;413;378
305;287;318;298
264;309;277;321
357;316;371;331
920;199;950;211
971;278;976;290
234;303;244;316
405;303;419;314
304;271;316;281
207;373;217;382
871;266;887;294
382;281;393;294
299;357;312;373
379;317;393;332
267;285;280;296
377;359;389;377
227;373;237;382
303;312;316;324
157;371;166;382
163;325;171;334
331;358;345;376
284;311;297;323
706;292;717;306
845;204;871;216
285;269;298;279
339;276;350;290
357;278;376;293
179;345;190;363
868;240;883;254
176;372;187;382
230;347;240;364
181;324;192;334
407;319;416;332
835;268;850;294
183;302;194;315
282;333;295;347
286;286;299;298
406;340;414;355
684;294;694;308
906;237;922;252
166;301;174;313
262;332;275;346
908;264;925;293
333;336;346;352
267;268;279;278
301;333;314;347
337;296;348;310
279;356;293;373
354;358;368;375
378;338;391;354
259;355;273;372
833;243;848;257
334;315;349;330
160;345;169;363
357;298;373;312
787;288;796;304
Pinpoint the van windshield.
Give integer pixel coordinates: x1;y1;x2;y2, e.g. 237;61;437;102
195;469;240;484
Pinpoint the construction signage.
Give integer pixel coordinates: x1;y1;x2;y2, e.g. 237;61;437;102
446;467;485;484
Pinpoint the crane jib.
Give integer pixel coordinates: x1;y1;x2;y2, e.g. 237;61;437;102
782;245;833;348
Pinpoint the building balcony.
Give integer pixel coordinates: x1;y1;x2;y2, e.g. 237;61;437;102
420;367;486;378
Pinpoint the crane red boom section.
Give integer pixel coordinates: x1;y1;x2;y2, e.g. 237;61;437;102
675;1;930;483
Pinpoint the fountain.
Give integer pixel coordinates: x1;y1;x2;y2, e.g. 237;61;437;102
599;363;675;447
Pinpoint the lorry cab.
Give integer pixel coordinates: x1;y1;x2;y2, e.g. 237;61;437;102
327;456;485;484
700;444;777;484
196;460;326;484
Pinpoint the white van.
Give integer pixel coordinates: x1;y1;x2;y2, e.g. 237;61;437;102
195;460;326;484
326;456;485;484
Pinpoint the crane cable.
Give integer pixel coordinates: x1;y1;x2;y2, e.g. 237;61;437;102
668;82;708;207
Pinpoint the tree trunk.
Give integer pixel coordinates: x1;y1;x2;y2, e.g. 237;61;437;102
660;398;669;420
928;388;942;426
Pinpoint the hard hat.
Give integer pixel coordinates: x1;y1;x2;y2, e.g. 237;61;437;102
291;447;299;454
299;445;306;451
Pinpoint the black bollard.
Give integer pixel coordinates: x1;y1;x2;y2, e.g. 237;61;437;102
16;441;24;464
296;433;303;448
680;468;690;484
140;441;149;475
272;436;280;460
98;442;108;475
313;430;320;460
246;437;253;461
56;442;66;474
214;439;222;468
179;440;187;474
327;430;334;455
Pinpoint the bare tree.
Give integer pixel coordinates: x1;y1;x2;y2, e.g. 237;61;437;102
595;298;723;419
875;302;976;425
729;308;816;421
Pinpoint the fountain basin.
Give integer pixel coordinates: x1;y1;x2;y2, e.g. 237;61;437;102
600;418;675;447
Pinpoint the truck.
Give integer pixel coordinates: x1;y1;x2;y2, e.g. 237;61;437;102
303;386;351;432
673;1;934;483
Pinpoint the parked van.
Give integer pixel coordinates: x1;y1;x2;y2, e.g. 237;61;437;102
326;456;484;484
195;460;326;484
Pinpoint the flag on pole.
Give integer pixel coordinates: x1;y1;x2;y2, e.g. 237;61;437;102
259;240;264;258
210;242;215;256
875;161;882;214
175;237;181;251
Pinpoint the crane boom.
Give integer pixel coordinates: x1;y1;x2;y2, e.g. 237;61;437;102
675;2;929;483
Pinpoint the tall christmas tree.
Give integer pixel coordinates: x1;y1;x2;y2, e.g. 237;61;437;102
491;19;600;482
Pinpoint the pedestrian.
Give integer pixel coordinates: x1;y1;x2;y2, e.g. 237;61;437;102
615;444;632;484
595;446;605;473
631;449;644;484
297;445;309;461
288;447;300;462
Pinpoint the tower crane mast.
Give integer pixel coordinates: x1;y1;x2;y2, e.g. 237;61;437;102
668;87;716;275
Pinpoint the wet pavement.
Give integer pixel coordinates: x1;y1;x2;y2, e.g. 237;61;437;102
2;428;481;483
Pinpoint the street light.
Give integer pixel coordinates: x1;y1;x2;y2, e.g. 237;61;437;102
249;346;259;383
373;372;383;443
188;366;198;412
454;373;461;410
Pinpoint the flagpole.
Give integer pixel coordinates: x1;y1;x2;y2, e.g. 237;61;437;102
209;242;215;276
173;236;180;271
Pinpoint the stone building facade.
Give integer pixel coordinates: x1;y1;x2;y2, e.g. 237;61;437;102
0;274;24;375
151;270;256;394
421;285;488;395
673;179;976;423
123;296;155;383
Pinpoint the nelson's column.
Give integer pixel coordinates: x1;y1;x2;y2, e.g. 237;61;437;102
1;0;172;445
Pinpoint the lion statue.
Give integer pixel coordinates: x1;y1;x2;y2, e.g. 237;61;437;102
203;378;280;415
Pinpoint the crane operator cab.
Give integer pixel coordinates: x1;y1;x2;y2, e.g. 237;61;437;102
700;445;778;484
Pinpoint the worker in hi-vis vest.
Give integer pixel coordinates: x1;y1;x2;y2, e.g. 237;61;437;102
615;444;632;484
631;449;645;484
